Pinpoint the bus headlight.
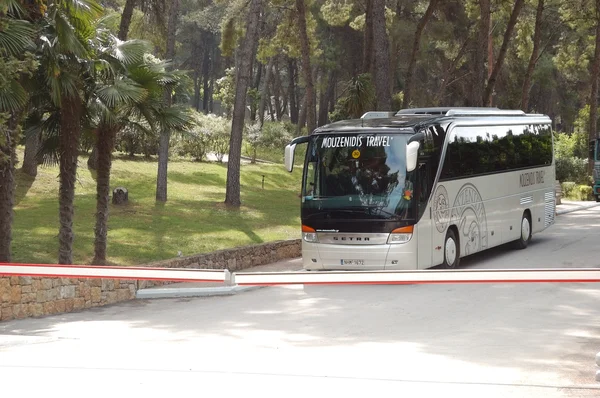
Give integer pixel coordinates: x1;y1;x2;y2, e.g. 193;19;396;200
387;226;413;244
302;225;319;243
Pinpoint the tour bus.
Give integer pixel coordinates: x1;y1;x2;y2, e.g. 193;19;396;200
284;107;556;270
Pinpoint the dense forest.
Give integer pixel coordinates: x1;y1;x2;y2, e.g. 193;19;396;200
2;0;600;264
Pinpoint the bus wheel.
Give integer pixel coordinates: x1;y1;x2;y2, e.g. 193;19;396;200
596;195;600;203
514;212;532;250
442;229;460;269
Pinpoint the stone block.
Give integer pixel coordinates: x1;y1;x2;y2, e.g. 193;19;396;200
73;298;85;310
22;293;36;303
36;290;48;303
21;285;32;293
31;279;42;290
1;306;13;321
65;299;75;312
43;301;57;315
47;288;58;301
10;276;19;286
105;291;117;303
78;284;91;301
101;279;115;291
11;286;21;304
89;279;102;287
19;276;32;285
29;303;43;317
12;304;25;318
58;285;76;299
41;279;53;290
91;287;101;303
116;289;132;301
55;300;66;313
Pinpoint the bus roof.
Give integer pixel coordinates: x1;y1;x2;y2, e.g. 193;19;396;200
313;107;550;134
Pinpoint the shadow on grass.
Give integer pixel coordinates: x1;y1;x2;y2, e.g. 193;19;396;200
14;169;35;206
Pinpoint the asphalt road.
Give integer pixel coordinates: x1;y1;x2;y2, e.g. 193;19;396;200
1;207;600;397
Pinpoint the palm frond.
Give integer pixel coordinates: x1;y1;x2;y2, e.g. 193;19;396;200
113;39;152;66
155;105;194;131
65;0;104;20
96;79;148;108
0;19;36;56
2;0;26;17
0;79;27;112
54;11;88;58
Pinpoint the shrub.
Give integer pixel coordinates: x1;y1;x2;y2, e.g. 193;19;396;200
555;157;588;185
561;181;576;198
578;185;593;201
561;182;593;200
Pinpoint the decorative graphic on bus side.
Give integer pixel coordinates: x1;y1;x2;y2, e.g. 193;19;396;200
451;183;488;255
433;183;489;256
432;185;450;233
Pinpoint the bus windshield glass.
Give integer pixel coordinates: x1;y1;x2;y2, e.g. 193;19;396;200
303;133;415;221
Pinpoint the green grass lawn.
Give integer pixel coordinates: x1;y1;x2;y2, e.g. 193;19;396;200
12;150;304;266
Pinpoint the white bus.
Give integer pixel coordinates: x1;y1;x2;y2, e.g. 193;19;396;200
284;107;555;270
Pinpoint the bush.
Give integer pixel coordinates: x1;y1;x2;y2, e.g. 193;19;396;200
561;181;576;198
561;182;593;200
555;157;588;184
172;111;230;162
243;121;295;163
579;185;593;200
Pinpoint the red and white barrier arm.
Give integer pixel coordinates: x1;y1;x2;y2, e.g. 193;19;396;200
0;263;228;283
233;268;600;286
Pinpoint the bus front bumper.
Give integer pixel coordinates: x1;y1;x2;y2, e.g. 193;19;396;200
301;239;418;271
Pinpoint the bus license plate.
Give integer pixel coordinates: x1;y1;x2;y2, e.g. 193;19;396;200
341;259;364;266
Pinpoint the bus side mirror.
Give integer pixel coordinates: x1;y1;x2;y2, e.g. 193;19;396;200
285;143;296;172
406;141;420;172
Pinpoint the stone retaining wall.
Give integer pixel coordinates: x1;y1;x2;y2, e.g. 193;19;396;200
144;239;301;271
1;239;301;322
0;276;137;321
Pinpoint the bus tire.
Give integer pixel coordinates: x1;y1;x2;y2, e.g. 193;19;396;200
442;229;460;269
514;212;532;250
596;195;600;203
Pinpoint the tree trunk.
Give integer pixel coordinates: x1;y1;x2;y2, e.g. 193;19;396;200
296;0;316;134
259;58;274;127
318;69;335;126
473;0;490;106
403;0;438;108
0;116;19;262
483;0;525;105
224;0;263;207
363;0;375;74
288;58;299;124
521;0;544;111
22;130;41;177
118;0;137;41
93;125;117;265
272;60;284;120
372;0;392;110
58;95;82;265
156;0;179;203
589;0;600;172
250;63;263;121
87;144;98;170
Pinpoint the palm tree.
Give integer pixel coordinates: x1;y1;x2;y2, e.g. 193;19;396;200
0;0;38;262
36;0;103;264
88;33;192;264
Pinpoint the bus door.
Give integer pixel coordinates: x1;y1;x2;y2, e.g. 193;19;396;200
416;160;434;269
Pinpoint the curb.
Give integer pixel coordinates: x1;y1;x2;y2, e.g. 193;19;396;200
136;285;263;299
556;202;599;215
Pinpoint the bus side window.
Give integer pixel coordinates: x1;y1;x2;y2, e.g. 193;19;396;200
304;162;316;197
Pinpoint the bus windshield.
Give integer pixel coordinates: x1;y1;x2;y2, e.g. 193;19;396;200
302;133;416;221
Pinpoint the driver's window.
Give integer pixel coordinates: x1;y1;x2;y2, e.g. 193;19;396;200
304;162;316;197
